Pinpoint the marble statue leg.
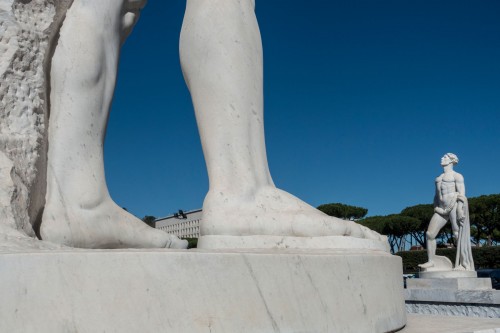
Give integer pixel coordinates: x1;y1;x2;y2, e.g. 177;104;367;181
420;212;448;268
180;0;383;245
40;0;187;249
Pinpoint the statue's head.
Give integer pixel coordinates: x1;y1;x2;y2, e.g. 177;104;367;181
441;153;458;167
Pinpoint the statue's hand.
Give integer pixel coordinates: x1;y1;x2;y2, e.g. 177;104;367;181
434;207;445;215
457;202;466;226
457;209;465;226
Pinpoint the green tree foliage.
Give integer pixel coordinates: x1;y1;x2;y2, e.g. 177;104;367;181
317;203;368;220
493;229;500;244
357;216;385;234
400;204;434;247
359;214;421;253
319;195;499;249
183;238;198;249
142;215;156;228
469;194;500;246
400;204;433;225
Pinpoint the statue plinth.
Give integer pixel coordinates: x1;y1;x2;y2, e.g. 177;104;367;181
418;254;477;278
406;273;500;318
198;234;390;251
419;270;477;279
0;248;406;333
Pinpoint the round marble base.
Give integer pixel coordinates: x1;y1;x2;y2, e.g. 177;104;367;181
0;248;405;333
419;270;477;279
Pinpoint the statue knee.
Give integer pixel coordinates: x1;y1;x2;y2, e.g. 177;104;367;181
426;231;435;241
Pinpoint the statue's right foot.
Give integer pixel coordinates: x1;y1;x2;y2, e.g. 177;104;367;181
41;196;187;249
199;186;388;250
418;261;435;269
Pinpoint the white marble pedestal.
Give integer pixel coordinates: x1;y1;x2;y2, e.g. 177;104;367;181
419;270;477;279
0;248;406;333
405;277;500;318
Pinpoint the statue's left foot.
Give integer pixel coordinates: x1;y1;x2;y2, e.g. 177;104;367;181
169;237;189;249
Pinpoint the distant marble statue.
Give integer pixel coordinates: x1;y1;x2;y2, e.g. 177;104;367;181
419;153;474;273
1;0;386;250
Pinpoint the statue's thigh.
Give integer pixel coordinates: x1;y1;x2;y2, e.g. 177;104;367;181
427;213;448;238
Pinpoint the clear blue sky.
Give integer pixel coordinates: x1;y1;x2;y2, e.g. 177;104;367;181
106;0;500;219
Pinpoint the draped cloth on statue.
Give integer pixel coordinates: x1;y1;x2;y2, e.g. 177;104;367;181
455;194;474;271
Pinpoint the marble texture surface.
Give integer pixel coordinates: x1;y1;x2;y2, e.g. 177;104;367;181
419;270;478;279
405;288;500;305
0;151;16;231
198;234;390;251
0;0;73;238
407;278;493;291
401;314;500;333
405;276;500;318
0;149;63;250
406;302;500;318
0;248;406;333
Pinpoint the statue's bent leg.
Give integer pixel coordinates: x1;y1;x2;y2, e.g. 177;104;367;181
420;213;448;268
40;0;186;249
180;0;382;243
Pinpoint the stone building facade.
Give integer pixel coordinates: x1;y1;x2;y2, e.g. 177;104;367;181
154;209;202;238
